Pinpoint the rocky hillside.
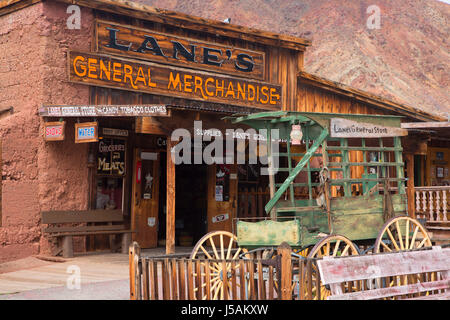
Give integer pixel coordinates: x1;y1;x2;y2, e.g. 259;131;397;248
135;0;449;118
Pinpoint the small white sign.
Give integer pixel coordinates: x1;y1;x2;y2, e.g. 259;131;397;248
215;185;223;202
212;213;229;223
141;152;158;160
148;217;156;227
330;118;408;138
230;173;237;180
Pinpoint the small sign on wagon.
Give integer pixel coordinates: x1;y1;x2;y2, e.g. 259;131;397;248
330;118;408;138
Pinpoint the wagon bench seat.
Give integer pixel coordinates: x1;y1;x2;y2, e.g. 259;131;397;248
41;210;135;258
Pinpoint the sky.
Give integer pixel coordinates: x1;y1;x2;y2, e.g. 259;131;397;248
437;0;450;4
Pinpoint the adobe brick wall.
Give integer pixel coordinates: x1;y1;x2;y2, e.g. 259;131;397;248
0;2;94;262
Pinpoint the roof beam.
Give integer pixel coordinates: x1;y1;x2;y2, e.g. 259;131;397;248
401;122;450;129
52;0;311;51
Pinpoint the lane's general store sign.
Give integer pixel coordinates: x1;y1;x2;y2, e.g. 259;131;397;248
95;20;265;80
330;118;408;138
68;51;282;109
39;104;168;117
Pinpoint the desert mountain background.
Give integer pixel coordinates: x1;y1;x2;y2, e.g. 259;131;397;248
135;0;449;119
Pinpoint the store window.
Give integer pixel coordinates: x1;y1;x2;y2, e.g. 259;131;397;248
94;136;127;211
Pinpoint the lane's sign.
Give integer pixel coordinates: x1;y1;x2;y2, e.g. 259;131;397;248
75;122;98;143
44;121;65;141
39;104;168;117
68;51;282;110
95;20;265;80
330;118;408;138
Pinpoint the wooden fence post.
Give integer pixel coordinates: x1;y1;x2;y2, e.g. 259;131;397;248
129;241;141;300
277;242;292;300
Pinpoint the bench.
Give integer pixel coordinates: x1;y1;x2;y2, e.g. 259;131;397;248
317;246;450;300
41;210;134;258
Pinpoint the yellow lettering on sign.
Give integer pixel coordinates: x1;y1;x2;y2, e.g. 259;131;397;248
99;60;111;80
134;67;146;87
260;86;269;104
248;84;255;102
73;56;87;77
237;82;246;100
225;82;235;99
194;76;208;100
205;78;214;97
168;72;181;90
270;87;280;105
147;68;156;88
123;64;137;89
87;58;98;79
184;74;193;93
113;62;122;82
216;79;224;97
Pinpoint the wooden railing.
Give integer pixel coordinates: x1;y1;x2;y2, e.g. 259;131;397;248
129;242;327;300
415;186;450;222
129;242;447;300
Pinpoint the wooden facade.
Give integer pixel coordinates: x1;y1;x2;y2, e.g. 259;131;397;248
1;0;447;257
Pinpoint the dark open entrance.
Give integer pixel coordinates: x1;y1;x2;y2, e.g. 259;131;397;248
174;163;208;246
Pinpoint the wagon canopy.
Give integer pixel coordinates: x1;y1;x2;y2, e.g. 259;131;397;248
226;111;407;141
225;111;408;217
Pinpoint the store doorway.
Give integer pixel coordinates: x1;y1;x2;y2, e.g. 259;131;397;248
174;163;208;247
131;149;160;248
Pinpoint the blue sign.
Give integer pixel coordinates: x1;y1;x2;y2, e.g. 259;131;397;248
75;122;98;143
78;127;95;138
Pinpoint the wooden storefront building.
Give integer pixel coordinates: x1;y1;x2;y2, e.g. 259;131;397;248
0;0;447;260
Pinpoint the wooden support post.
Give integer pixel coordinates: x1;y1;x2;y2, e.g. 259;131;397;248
62;236;73;258
121;232;131;254
277;242;292;300
266;126;276;219
166;138;176;254
405;153;416;219
129;241;141;300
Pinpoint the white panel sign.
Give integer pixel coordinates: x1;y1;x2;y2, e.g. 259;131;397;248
330;118;408;138
212;213;229;224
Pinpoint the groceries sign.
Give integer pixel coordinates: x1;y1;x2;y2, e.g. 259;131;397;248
67;21;282;110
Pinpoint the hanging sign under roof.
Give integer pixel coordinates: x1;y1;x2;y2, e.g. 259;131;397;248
75;122;99;143
39;104;169;117
44;121;65;141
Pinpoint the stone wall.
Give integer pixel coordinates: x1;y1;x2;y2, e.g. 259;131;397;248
0;2;94;262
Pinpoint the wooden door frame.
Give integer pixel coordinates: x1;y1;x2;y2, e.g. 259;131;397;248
131;148;161;248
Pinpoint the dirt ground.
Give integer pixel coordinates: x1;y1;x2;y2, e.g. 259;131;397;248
0;247;193;299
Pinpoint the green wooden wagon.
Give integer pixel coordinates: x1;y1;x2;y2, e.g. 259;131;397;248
190;111;432;299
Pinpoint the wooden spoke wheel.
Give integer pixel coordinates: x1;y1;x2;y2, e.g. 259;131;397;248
374;216;432;253
303;235;360;300
190;231;247;300
374;216;434;299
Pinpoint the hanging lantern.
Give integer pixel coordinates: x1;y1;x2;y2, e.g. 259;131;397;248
290;124;303;145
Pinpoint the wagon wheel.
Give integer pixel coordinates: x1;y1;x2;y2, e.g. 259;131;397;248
303;235;360;300
190;231;247;300
374;216;433;298
374;216;432;253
